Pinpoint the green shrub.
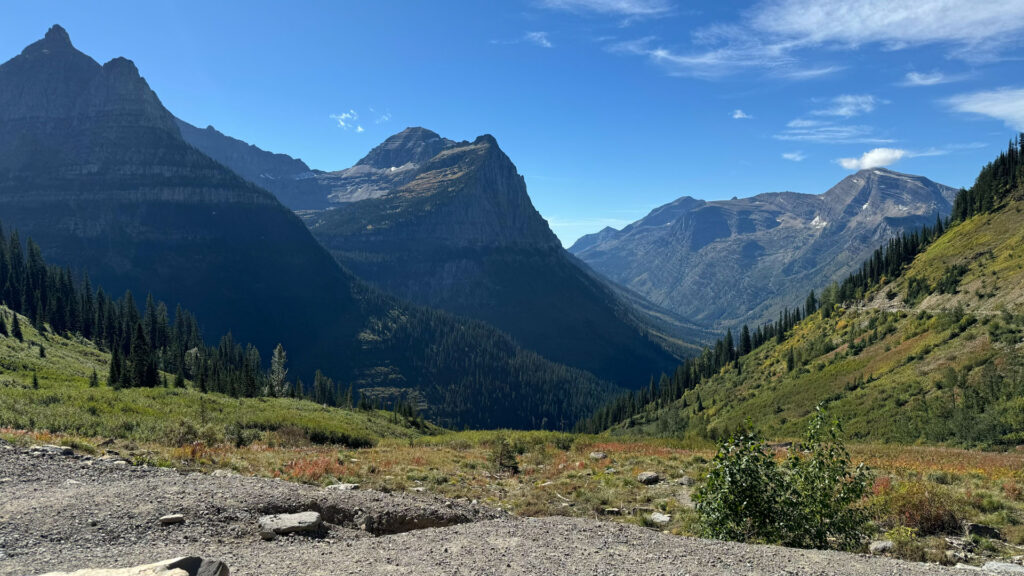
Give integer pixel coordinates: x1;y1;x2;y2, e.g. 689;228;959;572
874;481;967;535
694;405;870;550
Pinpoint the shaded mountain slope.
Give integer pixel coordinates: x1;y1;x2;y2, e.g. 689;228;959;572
0;25;622;429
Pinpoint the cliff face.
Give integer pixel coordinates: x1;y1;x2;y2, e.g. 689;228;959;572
570;169;958;328
307;131;681;385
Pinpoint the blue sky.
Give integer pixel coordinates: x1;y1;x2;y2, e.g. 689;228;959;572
4;1;1024;245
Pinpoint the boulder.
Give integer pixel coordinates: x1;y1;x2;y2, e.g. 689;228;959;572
29;445;72;457
589;451;607;460
637;471;660;485
649;512;671;525
327;483;360;491
38;556;228;576
965;522;1003;540
868;540;894;555
258;511;321;540
676;475;695;486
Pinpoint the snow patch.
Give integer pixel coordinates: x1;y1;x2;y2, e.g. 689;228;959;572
810;215;827;229
862;202;870;210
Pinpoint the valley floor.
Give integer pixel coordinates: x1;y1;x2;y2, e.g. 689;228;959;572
0;441;991;576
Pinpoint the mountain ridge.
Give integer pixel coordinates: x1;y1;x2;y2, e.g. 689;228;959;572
570;168;957;329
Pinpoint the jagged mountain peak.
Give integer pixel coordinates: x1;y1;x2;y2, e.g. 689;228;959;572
355;126;455;169
22;24;75;55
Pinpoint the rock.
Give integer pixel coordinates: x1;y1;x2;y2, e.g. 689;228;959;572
869;540;894;555
589;452;607;460
110;460;129;467
210;469;238;478
327;483;360;491
981;562;1024;574
604;468;616;474
965;522;1003;540
258;512;322;540
637;471;660;485
649;512;671;525
37;556;229;576
676;475;695;486
159;514;185;525
29;445;72;457
602;508;620;516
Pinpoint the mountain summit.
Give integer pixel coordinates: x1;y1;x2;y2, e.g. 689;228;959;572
304;130;684;384
570;168;957;328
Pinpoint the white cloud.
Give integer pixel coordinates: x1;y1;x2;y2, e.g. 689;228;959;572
782;151;806;161
837;148;907;170
525;31;554;48
812;94;878;118
375;112;392;124
330;110;366;133
946;87;1024;131
540;0;671;16
732;109;752;119
610;0;1024;79
902;71;957;86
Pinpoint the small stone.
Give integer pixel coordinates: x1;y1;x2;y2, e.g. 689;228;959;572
869;540;894;555
589;451;607;460
210;469;238;477
110;460;129;467
637;471;660;485
604;467;616;474
650;512;671;524
677;475;695;486
159;514;185;525
603;508;620;516
258;512;321;540
327;483;360;491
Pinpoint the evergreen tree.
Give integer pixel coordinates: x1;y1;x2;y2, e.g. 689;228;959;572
11;312;22;341
269;343;288;397
0;313;7;337
38;344;45;358
129;322;158;388
89;369;98;388
739;325;752;356
32;371;39;389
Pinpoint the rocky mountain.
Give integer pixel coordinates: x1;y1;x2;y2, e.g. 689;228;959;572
0;25;627;429
302;129;690;384
570;169;957;328
174;119;330;210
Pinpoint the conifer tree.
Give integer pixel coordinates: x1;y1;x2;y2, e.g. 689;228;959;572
11;312;22;341
89;369;98;388
32;371;39;389
38;344;45;358
0;312;7;337
269;343;288;397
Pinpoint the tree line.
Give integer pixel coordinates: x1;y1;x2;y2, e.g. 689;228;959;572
0;221;370;408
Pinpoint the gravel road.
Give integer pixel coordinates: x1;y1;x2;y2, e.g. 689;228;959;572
0;442;994;575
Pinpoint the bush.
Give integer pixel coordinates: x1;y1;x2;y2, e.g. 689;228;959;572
873;481;967;535
694;406;870;550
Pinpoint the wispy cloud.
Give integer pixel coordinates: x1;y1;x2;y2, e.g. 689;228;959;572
525;31;554;48
329;110;365;133
946;87;1024;131
775;119;892;144
540;0;671;17
610;0;1024;79
838;147;907;170
811;94;879;118
782;151;806;161
732;109;752;119
375;111;392;124
901;71;959;87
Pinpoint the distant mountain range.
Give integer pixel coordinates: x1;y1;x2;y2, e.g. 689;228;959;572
570;169;957;329
0;25;637;429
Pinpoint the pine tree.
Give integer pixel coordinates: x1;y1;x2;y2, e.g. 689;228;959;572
32;371;39;389
38;344;45;358
0;313;7;337
173;365;185;388
12;312;22;341
89;369;98;388
269;343;288;397
739;324;752;356
129;322;158;388
108;347;123;389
